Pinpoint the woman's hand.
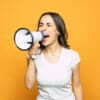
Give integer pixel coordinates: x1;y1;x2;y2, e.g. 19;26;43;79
28;43;40;55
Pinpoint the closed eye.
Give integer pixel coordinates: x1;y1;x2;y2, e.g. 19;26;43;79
39;22;53;28
39;23;43;27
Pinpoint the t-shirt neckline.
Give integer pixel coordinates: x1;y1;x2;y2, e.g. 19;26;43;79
41;47;65;65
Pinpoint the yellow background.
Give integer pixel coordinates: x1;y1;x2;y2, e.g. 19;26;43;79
0;0;100;100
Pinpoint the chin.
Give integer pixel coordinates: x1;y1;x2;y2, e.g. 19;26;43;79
42;43;48;47
41;42;50;47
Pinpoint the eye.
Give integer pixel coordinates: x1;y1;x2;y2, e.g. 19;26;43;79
39;23;43;27
47;23;52;27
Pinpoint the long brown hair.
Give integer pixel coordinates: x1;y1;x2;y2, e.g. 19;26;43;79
37;12;70;49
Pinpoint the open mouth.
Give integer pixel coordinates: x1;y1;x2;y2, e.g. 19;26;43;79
44;35;49;38
42;35;50;43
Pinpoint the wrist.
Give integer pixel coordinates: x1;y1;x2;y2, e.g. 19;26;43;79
27;54;37;60
27;49;41;60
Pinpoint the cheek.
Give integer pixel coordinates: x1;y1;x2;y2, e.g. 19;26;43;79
52;30;59;39
49;33;58;42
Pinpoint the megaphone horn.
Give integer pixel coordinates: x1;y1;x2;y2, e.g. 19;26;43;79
14;27;44;51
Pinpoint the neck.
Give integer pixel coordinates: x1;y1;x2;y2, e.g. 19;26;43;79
43;42;63;56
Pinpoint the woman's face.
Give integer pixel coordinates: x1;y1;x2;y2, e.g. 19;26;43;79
38;15;60;47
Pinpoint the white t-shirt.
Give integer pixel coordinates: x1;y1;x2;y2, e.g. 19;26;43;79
34;47;80;100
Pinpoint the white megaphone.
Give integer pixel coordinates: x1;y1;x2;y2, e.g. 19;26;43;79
14;27;47;50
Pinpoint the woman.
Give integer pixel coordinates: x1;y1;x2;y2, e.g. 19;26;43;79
25;12;83;100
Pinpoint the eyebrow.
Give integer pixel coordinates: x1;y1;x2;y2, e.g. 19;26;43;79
39;22;52;25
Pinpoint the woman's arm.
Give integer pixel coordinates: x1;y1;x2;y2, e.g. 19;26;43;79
72;63;83;100
25;58;36;89
25;43;40;89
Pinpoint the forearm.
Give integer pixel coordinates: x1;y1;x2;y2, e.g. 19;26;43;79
25;59;36;89
73;84;83;100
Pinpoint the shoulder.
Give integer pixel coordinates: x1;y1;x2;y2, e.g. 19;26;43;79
63;48;80;57
63;48;80;67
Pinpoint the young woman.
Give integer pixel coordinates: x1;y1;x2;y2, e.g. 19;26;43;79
25;12;83;100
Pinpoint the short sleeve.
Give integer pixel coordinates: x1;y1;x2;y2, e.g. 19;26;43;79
70;50;80;68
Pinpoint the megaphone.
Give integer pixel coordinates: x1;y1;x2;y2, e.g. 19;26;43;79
14;27;46;50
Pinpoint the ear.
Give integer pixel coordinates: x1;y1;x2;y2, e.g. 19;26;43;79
56;30;60;36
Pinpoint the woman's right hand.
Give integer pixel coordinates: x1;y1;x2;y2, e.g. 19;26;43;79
28;43;40;55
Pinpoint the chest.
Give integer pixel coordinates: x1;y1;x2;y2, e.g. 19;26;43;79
36;58;73;86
